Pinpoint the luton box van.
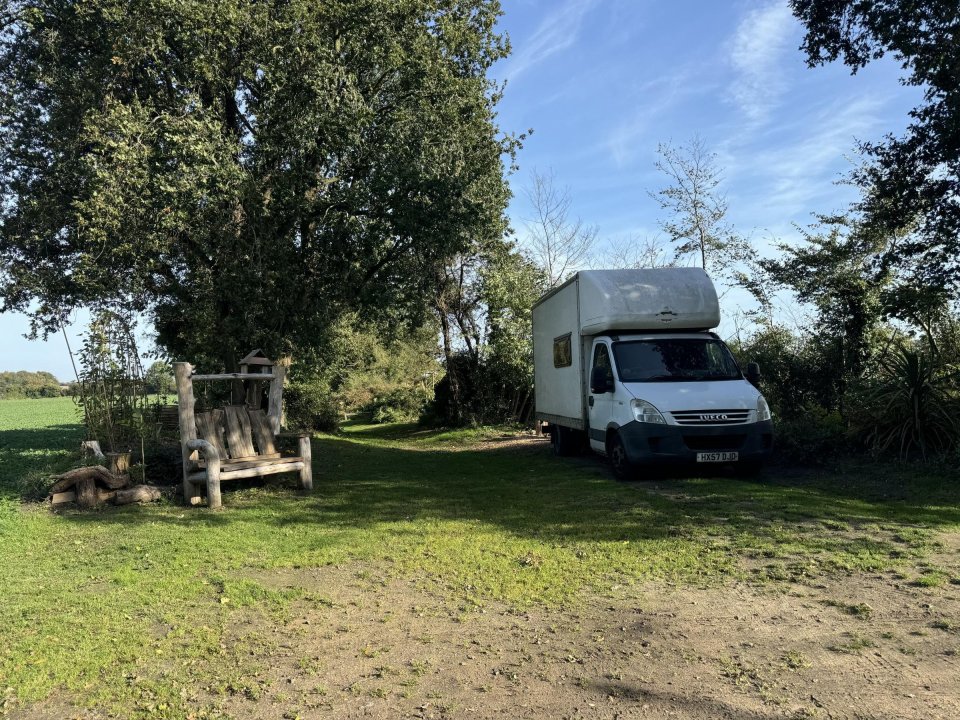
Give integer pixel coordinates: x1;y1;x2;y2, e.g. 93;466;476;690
532;268;773;479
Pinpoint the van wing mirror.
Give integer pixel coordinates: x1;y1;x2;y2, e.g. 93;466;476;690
591;366;612;394
746;361;762;388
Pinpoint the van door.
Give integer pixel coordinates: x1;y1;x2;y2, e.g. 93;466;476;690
588;339;615;454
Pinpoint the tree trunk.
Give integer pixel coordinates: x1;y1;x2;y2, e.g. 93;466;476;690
438;308;462;425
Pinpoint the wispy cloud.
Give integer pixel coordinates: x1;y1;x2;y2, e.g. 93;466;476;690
728;1;796;123
604;68;713;168
500;0;599;83
735;94;887;219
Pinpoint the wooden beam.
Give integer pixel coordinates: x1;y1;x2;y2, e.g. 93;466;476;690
190;373;277;381
223;405;256;458
248;409;277;456
203;455;300;473
187;461;304;483
51;491;76;505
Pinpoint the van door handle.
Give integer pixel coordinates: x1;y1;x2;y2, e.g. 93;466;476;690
588;396;594;408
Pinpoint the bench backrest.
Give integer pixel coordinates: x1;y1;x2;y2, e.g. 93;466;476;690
195;406;279;461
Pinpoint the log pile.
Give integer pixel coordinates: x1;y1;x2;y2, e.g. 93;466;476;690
50;465;128;507
49;447;163;508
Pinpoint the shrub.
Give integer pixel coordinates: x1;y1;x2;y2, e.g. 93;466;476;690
850;344;960;459
368;387;426;424
285;382;340;432
773;405;850;464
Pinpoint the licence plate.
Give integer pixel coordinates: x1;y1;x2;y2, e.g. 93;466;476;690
696;451;739;463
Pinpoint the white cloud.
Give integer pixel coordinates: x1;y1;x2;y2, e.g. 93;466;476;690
728;1;796;123
604;70;707;168
500;0;599;83
729;93;887;224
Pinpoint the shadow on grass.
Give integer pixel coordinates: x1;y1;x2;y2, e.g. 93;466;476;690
0;424;85;499
591;681;775;720
56;424;960;554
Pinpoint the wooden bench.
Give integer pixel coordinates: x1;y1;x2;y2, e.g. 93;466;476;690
173;353;312;509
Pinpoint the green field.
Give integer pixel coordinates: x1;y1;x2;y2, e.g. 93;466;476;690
0;396;84;502
0;398;958;717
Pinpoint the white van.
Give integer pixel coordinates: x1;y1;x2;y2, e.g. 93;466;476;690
532;268;773;479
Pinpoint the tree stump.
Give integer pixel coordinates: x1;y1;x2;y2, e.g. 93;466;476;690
105;452;131;477
49;466;129;507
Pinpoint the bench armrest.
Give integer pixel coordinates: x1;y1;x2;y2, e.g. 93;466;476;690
186;438;225;509
276;432;312;439
187;438;221;462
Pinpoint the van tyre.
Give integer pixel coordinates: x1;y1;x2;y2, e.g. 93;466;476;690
552;426;578;457
608;433;635;481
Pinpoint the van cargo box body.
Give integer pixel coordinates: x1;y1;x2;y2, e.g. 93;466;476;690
532;268;721;429
532;268;773;476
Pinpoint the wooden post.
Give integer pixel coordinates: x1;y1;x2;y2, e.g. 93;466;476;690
244;365;267;411
187;439;222;509
174;362;202;505
206;450;222;510
267;360;288;435
298;434;313;492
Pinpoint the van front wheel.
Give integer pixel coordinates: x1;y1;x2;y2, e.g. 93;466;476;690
608;433;635;481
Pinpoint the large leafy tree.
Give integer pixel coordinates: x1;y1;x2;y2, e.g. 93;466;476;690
790;1;960;295
759;216;889;408
0;0;516;369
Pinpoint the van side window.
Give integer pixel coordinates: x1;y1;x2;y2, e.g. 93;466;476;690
553;334;572;368
592;343;613;383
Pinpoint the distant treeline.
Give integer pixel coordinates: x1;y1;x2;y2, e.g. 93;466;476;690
0;371;67;399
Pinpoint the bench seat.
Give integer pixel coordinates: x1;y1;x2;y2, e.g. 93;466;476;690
188;455;306;482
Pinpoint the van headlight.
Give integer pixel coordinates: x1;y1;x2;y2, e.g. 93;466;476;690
631;399;666;425
757;395;771;422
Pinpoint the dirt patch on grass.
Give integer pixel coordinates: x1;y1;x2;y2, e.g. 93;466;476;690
191;561;960;720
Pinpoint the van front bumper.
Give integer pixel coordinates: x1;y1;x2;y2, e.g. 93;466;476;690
616;419;774;466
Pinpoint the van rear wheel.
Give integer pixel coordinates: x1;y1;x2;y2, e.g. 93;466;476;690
608;433;635;481
552;425;579;457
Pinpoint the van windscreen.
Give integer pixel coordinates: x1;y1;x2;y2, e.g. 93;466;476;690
612;338;742;382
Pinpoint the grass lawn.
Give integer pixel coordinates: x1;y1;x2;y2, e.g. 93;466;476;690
0;398;958;718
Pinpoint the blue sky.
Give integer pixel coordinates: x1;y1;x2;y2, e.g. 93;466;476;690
0;0;919;379
495;0;917;239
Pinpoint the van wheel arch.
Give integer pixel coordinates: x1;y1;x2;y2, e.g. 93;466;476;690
606;429;634;481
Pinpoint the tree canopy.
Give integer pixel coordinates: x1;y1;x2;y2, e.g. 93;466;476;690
0;0;517;369
791;0;960;296
0;370;62;398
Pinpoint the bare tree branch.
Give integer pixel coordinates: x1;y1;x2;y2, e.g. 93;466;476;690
649;135;754;289
522;168;597;288
601;235;675;270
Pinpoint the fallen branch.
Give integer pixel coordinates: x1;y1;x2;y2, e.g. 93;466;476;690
50;465;129;494
114;485;162;505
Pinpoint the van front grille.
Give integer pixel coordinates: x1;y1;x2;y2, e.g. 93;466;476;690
683;435;746;451
670;409;750;426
